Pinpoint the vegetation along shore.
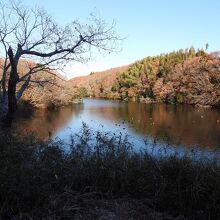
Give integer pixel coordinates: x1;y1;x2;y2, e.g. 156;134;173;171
0;125;219;219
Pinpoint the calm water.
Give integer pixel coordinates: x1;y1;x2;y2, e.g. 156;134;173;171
12;98;220;156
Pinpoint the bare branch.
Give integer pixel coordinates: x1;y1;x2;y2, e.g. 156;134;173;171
0;0;121;116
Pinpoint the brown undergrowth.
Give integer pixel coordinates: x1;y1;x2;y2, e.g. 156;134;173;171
0;124;219;219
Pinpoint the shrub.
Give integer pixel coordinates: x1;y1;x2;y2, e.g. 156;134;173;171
0;126;219;219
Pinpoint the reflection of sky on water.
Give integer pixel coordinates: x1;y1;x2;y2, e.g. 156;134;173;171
53;107;139;145
54;116;219;160
51;99;220;159
12;98;220;159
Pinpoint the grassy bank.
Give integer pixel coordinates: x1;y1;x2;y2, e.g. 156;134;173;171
0;124;219;219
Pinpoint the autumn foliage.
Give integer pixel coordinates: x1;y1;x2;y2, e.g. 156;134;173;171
2;47;220;110
68;65;129;99
70;48;220;108
0;59;77;109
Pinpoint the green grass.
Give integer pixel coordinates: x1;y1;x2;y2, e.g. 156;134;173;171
0;124;219;219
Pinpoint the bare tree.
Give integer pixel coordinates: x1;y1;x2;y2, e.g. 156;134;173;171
0;0;120;120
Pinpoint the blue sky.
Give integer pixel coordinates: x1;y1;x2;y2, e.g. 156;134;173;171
22;0;220;77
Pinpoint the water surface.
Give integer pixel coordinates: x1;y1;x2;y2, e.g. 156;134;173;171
12;98;220;156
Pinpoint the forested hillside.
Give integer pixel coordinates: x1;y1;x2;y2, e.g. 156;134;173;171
68;65;129;99
70;48;220;108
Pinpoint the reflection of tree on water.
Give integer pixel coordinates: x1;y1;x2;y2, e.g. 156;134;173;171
11;104;83;140
90;101;220;149
8;99;220;149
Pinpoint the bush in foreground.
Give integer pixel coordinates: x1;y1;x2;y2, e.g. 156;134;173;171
0;124;219;219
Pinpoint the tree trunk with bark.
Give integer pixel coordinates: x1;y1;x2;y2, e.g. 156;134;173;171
7;47;19;121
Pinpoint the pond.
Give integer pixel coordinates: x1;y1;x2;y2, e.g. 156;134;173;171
12;98;220;157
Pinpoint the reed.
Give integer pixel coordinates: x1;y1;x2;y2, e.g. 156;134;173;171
0;124;219;219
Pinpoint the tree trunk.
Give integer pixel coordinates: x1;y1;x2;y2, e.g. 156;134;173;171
0;93;8;116
0;60;7;113
7;47;19;121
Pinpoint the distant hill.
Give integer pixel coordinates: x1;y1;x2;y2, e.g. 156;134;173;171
68;65;129;99
68;48;220;108
108;49;220;107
